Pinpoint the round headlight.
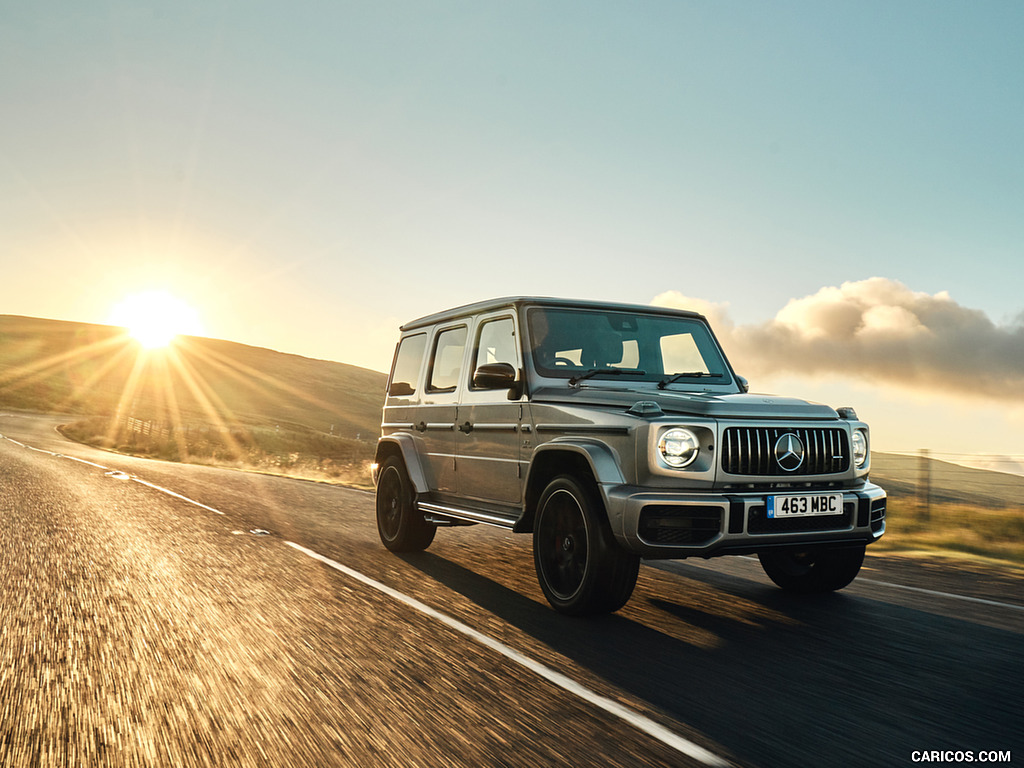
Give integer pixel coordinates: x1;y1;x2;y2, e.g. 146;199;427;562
658;428;700;469
852;429;868;468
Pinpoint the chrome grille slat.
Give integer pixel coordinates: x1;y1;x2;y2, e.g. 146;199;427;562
721;427;849;476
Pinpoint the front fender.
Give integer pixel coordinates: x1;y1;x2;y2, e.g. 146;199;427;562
522;438;629;538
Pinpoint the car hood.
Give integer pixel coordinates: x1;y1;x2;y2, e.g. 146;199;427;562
530;386;839;420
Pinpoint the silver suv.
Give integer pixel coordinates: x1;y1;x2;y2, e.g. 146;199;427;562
373;297;886;615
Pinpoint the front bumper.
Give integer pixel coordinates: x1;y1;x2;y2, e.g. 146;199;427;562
604;481;887;559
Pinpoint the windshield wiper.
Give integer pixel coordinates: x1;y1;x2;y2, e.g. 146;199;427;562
657;371;724;389
568;368;647;387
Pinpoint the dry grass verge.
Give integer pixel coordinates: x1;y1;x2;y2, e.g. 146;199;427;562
873;498;1024;567
61;416;376;490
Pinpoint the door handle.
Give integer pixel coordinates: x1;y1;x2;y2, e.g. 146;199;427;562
458;421;473;433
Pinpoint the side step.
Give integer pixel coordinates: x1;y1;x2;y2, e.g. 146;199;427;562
418;500;518;530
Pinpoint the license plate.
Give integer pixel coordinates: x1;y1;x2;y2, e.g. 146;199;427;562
767;492;844;518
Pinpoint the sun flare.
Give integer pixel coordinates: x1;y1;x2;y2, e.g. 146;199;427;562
108;290;204;349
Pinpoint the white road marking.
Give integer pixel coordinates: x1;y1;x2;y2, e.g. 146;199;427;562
129;477;226;515
855;577;1024;612
286;541;731;768
730;555;1024;612
62;455;112;470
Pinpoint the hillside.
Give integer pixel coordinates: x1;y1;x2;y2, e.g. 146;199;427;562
0;315;388;474
871;452;1024;510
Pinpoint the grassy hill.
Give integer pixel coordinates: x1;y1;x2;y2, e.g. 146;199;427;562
871;452;1024;509
870;452;1024;565
0;315;387;483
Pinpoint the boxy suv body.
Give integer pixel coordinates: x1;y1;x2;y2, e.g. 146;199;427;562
373;297;886;614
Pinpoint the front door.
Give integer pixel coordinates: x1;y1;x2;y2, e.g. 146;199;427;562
455;313;524;506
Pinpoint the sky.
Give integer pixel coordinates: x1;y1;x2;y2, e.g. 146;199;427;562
1;1;1022;466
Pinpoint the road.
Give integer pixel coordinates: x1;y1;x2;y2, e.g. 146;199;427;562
1;411;1021;767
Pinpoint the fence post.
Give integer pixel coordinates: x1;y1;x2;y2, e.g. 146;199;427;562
917;448;931;521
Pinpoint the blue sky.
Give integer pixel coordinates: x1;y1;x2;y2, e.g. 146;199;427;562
1;1;1022;460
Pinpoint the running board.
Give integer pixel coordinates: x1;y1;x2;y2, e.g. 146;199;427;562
418;501;518;530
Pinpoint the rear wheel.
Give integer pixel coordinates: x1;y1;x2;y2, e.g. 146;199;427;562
758;545;865;593
376;457;436;552
533;475;640;615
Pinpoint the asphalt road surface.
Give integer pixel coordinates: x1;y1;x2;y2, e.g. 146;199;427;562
1;411;1021;768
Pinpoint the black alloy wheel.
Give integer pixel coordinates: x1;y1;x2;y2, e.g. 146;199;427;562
533;475;640;615
375;457;436;552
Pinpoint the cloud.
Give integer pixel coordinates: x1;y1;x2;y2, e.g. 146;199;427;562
655;278;1024;402
650;290;733;331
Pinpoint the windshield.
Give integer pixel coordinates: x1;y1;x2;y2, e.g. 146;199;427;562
527;307;732;386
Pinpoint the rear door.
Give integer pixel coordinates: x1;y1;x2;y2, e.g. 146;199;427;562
418;323;468;497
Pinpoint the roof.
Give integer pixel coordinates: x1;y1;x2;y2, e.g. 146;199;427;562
400;296;706;331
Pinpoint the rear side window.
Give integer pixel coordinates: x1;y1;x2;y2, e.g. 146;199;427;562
388;333;426;397
428;326;468;393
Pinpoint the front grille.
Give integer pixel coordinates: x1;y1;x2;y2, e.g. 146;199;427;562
721;426;849;476
747;502;855;534
638;505;722;546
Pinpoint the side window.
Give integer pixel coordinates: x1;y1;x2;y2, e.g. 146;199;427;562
427;326;468;393
388;333;427;397
474;317;517;370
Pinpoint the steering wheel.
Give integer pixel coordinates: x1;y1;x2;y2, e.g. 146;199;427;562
553;357;575;367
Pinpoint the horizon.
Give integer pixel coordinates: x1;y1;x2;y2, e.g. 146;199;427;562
2;309;1022;479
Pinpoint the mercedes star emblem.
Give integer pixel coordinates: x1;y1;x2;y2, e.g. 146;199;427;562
774;433;805;472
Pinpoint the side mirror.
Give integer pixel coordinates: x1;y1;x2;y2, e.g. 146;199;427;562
736;375;749;393
473;362;518;390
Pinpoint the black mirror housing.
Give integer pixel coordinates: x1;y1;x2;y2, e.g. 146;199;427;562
473;362;518;390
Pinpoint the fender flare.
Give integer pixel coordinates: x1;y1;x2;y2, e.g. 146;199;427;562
522;438;628;536
374;434;430;494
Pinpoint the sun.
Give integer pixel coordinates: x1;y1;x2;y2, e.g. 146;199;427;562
108;290;205;349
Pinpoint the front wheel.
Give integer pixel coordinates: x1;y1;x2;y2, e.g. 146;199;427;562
758;545;865;593
376;457;436;552
533;476;640;615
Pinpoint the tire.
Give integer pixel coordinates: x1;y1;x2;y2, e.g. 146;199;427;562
758;545;866;594
533;475;640;615
375;457;436;552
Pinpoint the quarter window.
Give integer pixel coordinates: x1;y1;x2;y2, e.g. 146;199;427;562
388;333;426;397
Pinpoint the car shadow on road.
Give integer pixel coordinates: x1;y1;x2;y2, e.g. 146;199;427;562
398;551;1023;768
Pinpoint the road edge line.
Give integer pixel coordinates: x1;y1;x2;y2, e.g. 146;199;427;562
285;541;730;768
